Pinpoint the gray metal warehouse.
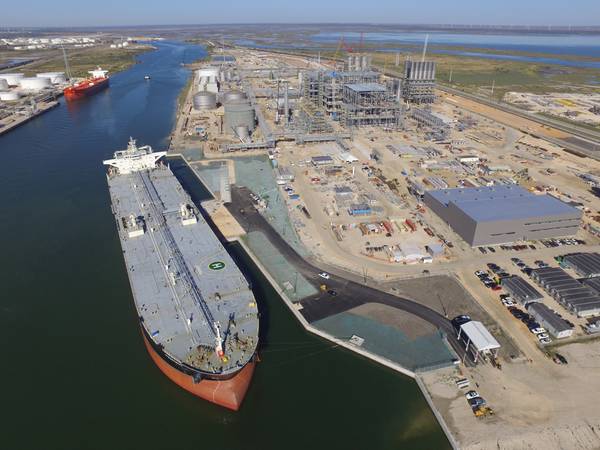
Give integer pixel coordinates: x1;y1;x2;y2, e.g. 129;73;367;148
423;186;582;246
526;303;573;339
561;252;600;278
530;267;600;317
501;275;544;306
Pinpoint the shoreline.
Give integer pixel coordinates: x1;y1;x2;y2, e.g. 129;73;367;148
177;153;460;449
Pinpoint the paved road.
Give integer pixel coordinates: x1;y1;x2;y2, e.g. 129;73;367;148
227;186;470;363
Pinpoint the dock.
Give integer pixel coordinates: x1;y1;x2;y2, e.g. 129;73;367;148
0;100;60;136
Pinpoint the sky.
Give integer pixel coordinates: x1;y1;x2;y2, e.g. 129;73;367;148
2;0;600;28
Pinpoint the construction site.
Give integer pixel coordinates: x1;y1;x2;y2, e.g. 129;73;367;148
168;43;600;450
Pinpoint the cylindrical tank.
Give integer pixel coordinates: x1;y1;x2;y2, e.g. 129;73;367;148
193;91;217;110
36;72;66;84
0;73;24;86
19;77;51;91
224;101;255;134
361;55;370;70
0;91;21;101
0;79;9;90
234;125;250;140
222;90;247;103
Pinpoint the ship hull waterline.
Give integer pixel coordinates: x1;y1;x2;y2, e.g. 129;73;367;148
64;78;110;101
141;329;255;411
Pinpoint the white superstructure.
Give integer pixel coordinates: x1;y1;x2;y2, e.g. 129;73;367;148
89;67;109;78
102;138;166;174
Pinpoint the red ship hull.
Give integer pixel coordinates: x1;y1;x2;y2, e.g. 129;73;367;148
142;330;255;411
63;77;109;100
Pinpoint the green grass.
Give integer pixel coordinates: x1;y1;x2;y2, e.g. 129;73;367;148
22;45;153;78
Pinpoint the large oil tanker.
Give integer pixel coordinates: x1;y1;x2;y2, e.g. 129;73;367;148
103;138;259;410
64;67;109;100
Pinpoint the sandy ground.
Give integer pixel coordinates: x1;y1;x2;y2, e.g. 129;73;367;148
440;91;571;140
422;339;600;450
201;200;245;240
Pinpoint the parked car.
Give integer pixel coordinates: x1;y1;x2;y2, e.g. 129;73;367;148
554;353;568;364
318;272;330;279
475;270;487;277
502;299;516;307
327;289;338;296
539;337;552;345
465;390;480;400
537;333;550;340
487;247;496;253
452;315;472;329
479;247;487;254
468;397;486;408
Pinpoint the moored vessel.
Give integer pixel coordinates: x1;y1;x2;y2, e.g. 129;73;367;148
64;67;110;100
103;138;259;410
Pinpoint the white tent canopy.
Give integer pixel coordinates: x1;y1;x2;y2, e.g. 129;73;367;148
458;320;501;363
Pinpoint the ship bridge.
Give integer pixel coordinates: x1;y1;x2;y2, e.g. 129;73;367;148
103;138;166;175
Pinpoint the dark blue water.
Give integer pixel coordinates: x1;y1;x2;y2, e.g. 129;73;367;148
0;40;449;450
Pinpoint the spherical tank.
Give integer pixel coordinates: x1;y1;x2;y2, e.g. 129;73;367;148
224;101;255;134
0;73;24;87
193;91;217;110
0;79;9;90
0;91;21;101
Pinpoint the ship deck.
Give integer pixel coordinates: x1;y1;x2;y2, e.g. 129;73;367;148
107;163;259;377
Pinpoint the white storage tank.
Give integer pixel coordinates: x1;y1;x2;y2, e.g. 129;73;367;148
224;101;255;134
222;90;247;103
192;91;217;110
37;72;66;84
19;77;51;91
197;67;220;80
0;79;9;90
0;73;24;87
0;91;21;101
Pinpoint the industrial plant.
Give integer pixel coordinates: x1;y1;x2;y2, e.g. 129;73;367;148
0;70;67;135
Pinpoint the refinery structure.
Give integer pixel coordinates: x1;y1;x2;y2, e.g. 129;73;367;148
175;50;442;153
